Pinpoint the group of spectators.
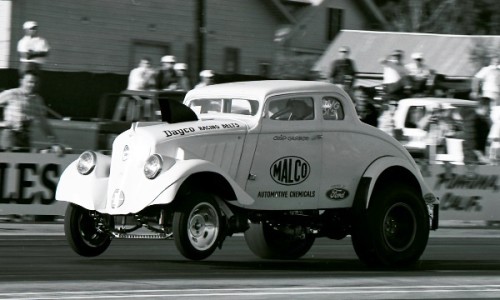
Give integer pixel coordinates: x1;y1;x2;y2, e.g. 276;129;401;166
127;55;215;92
330;45;500;165
329;47;440;99
0;21;61;153
0;20;220;151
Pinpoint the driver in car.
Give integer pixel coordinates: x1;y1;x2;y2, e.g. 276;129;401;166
288;99;314;120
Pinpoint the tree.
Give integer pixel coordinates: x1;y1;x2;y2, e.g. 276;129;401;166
375;0;500;35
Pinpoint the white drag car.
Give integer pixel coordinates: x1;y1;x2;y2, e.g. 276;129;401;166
56;80;438;267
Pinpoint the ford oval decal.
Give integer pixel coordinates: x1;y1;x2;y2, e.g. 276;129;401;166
326;188;349;200
270;156;310;186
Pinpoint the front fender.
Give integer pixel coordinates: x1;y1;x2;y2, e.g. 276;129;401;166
55;152;111;211
149;159;255;207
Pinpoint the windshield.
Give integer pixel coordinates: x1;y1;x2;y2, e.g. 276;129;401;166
188;98;259;116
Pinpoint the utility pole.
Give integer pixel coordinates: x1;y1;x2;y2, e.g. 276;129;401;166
195;0;206;74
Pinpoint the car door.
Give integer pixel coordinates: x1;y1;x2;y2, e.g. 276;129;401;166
245;95;322;210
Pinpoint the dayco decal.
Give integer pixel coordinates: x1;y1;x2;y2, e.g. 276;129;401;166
326;187;349;200
163;123;241;137
164;127;195;137
270;156;310;185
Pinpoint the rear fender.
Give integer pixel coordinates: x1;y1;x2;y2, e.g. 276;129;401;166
356;156;436;209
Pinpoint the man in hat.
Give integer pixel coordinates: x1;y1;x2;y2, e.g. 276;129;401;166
17;21;50;76
329;46;356;92
173;63;192;91
156;55;178;90
405;52;431;94
379;50;410;100
195;70;215;89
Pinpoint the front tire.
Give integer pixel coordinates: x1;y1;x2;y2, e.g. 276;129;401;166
64;203;113;257
173;193;223;260
244;222;315;259
351;184;429;267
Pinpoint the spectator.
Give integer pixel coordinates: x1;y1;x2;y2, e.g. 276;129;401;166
353;86;378;127
17;21;50;76
418;104;463;153
380;50;411;100
156;55;178;90
405;52;431;95
471;55;500;107
329;46;356;92
0;71;60;152
195;70;215;88
460;97;492;163
126;57;156;91
173;63;192;91
424;69;446;97
377;101;397;136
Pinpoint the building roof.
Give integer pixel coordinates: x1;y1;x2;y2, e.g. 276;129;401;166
313;30;500;79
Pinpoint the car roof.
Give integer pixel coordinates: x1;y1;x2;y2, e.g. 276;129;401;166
184;80;343;101
398;97;477;107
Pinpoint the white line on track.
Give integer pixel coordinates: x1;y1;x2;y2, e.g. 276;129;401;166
2;285;500;299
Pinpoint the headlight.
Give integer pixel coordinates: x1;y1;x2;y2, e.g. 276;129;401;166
144;154;163;179
77;151;97;175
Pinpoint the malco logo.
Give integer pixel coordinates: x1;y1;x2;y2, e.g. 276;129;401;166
270;156;310;185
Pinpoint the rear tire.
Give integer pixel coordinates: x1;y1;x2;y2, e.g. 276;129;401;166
64;203;113;257
244;222;315;259
351;184;429;267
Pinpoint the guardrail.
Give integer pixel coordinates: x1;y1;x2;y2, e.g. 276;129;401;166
0;152;499;221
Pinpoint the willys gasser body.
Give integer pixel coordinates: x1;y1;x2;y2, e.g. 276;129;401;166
56;80;439;267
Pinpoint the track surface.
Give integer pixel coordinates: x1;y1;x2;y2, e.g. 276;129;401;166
1;225;500;299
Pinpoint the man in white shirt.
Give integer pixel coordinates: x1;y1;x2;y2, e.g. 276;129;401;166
17;21;50;75
127;57;156;91
471;55;500;106
406;52;431;94
380;50;410;100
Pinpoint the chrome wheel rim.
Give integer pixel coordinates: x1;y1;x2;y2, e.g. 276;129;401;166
187;202;219;251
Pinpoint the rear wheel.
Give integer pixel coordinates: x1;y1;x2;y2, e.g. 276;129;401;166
64;203;113;257
173;193;223;260
244;222;315;259
351;184;429;267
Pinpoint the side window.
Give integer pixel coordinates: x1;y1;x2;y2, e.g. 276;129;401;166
322;97;344;120
405;106;426;128
268;97;314;121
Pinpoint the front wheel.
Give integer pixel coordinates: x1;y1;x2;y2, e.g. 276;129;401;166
173;193;223;260
351;184;429;267
244;222;315;259
64;203;113;257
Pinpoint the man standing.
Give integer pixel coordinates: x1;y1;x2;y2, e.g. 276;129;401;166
194;70;215;89
156;55;178;90
405;52;431;94
17;21;50;76
126;57;156;91
329;46;356;92
0;71;58;151
380;50;411;100
471;55;500;107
